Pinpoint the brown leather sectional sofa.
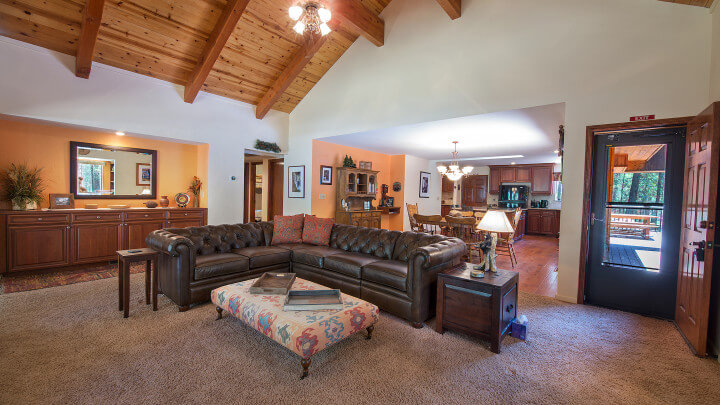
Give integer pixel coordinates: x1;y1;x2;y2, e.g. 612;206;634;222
146;222;465;327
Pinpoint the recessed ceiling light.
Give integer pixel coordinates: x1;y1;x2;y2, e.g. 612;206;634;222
554;150;559;154
115;131;125;136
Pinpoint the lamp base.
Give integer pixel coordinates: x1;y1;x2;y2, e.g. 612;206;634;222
470;269;485;278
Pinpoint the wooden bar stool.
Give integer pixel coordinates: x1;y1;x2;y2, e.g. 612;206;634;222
117;248;159;318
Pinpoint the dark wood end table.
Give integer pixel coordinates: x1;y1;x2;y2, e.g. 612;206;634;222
117;248;159;318
436;263;519;353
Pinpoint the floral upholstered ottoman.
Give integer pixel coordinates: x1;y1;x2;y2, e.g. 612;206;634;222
211;277;379;379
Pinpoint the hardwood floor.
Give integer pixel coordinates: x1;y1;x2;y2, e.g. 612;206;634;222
470;235;559;298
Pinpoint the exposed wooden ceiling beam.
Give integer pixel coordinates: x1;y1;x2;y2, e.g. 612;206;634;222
75;0;105;78
435;0;461;19
331;0;385;47
256;33;328;119
184;0;251;103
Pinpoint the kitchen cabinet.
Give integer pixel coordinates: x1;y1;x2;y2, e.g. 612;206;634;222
531;165;553;195
461;175;488;206
489;168;501;194
489;163;554;196
525;209;560;237
442;176;454;193
441;205;452;217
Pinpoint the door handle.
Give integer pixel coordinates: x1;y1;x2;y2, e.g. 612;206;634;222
691;241;706;262
591;213;605;226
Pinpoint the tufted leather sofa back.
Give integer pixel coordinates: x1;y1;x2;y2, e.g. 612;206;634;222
329;224;402;259
391;232;446;262
168;222;267;256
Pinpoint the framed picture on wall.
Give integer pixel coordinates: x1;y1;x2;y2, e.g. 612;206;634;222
136;163;152;186
288;165;305;198
320;165;333;185
419;171;431;198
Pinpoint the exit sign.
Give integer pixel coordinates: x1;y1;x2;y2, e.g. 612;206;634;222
629;115;655;122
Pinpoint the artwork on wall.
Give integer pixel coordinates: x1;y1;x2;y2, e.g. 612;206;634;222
136;163;152;186
392;182;402;192
320;165;333;185
359;161;372;170
288;165;305;198
419;171;431;198
48;193;74;209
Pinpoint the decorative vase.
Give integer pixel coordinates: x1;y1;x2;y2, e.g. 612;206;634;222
145;201;158;208
12;200;37;211
159;195;170;207
192;195;199;208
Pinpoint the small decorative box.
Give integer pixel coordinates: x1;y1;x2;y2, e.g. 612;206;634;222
510;317;528;341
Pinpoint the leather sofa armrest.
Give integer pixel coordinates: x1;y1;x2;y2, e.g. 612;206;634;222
146;230;196;260
410;238;466;270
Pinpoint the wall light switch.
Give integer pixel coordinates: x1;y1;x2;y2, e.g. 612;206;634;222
319;193;326;200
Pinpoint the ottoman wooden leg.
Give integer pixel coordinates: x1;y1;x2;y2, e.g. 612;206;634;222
216;306;223;320
300;358;311;380
366;325;374;340
118;260;124;311
152;259;158;311
145;260;151;305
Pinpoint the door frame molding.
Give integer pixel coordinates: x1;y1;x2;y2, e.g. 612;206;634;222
577;117;694;304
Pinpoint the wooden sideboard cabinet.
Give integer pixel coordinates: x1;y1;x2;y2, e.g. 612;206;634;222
335;210;381;229
0;208;207;274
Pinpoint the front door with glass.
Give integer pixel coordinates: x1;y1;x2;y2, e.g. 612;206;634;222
586;127;685;319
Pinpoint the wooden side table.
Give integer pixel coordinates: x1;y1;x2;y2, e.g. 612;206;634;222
117;248;159;318
436;263;519;353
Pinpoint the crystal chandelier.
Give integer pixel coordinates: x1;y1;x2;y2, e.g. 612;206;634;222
289;2;332;36
436;141;473;181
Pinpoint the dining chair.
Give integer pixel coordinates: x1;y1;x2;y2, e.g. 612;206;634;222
414;214;445;235
407;203;423;232
495;209;522;267
445;216;481;260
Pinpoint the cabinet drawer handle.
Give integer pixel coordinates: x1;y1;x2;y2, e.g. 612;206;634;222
37;218;42;221
184;213;188;216
96;216;101;219
506;304;514;312
446;284;491;297
144;214;149;217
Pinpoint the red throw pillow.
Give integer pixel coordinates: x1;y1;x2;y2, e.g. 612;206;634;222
302;215;334;246
271;214;305;245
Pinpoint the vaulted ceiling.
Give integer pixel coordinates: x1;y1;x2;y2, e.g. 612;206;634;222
0;0;713;119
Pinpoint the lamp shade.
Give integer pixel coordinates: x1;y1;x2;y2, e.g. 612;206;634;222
476;210;514;233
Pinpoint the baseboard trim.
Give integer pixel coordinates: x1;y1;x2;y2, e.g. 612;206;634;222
554;294;576;303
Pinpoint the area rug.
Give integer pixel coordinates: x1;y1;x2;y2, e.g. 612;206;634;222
1;274;718;404
0;263;145;294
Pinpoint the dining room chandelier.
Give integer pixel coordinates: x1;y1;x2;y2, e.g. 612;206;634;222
437;141;473;181
289;2;332;36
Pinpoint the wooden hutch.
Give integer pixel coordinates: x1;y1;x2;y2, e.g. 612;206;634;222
335;167;381;228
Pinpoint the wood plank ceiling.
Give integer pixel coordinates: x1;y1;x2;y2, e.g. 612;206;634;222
0;0;713;119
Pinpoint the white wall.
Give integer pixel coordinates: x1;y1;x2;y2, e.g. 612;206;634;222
0;37;289;225
288;0;712;302
712;4;720;102
403;155;442;231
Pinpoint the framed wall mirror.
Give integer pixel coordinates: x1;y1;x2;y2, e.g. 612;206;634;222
70;141;157;199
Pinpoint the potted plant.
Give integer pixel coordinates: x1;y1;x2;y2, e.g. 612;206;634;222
188;176;202;208
1;163;45;210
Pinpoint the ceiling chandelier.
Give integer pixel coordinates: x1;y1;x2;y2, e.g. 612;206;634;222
437;141;473;181
289;2;332;36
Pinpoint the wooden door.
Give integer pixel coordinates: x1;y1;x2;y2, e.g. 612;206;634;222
516;167;531;182
500;167;516;182
8;225;70;271
531;165;553;194
268;159;284;218
676;102;719;356
244;161;257;223
72;223;123;264
489;168;501;194
126;220;165;249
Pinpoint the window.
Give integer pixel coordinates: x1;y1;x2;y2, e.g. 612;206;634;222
78;162;103;193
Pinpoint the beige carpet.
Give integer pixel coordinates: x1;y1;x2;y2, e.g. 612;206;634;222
1;274;718;404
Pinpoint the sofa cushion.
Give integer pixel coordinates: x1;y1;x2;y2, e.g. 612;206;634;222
194;253;250;281
293;246;346;268
273;243;314;251
324;252;383;278
271;214;305;245
362;260;408;291
329;225;401;259
392;232;445;262
231;246;291;269
302;215;334;246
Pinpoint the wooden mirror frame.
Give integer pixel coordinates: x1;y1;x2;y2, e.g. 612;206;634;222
70;141;157;200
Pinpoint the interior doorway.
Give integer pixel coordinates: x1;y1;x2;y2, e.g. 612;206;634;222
243;153;284;223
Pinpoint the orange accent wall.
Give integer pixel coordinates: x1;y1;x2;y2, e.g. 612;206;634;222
312;139;404;231
0;117;208;210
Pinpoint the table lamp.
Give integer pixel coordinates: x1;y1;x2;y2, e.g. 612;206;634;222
474;210;514;275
